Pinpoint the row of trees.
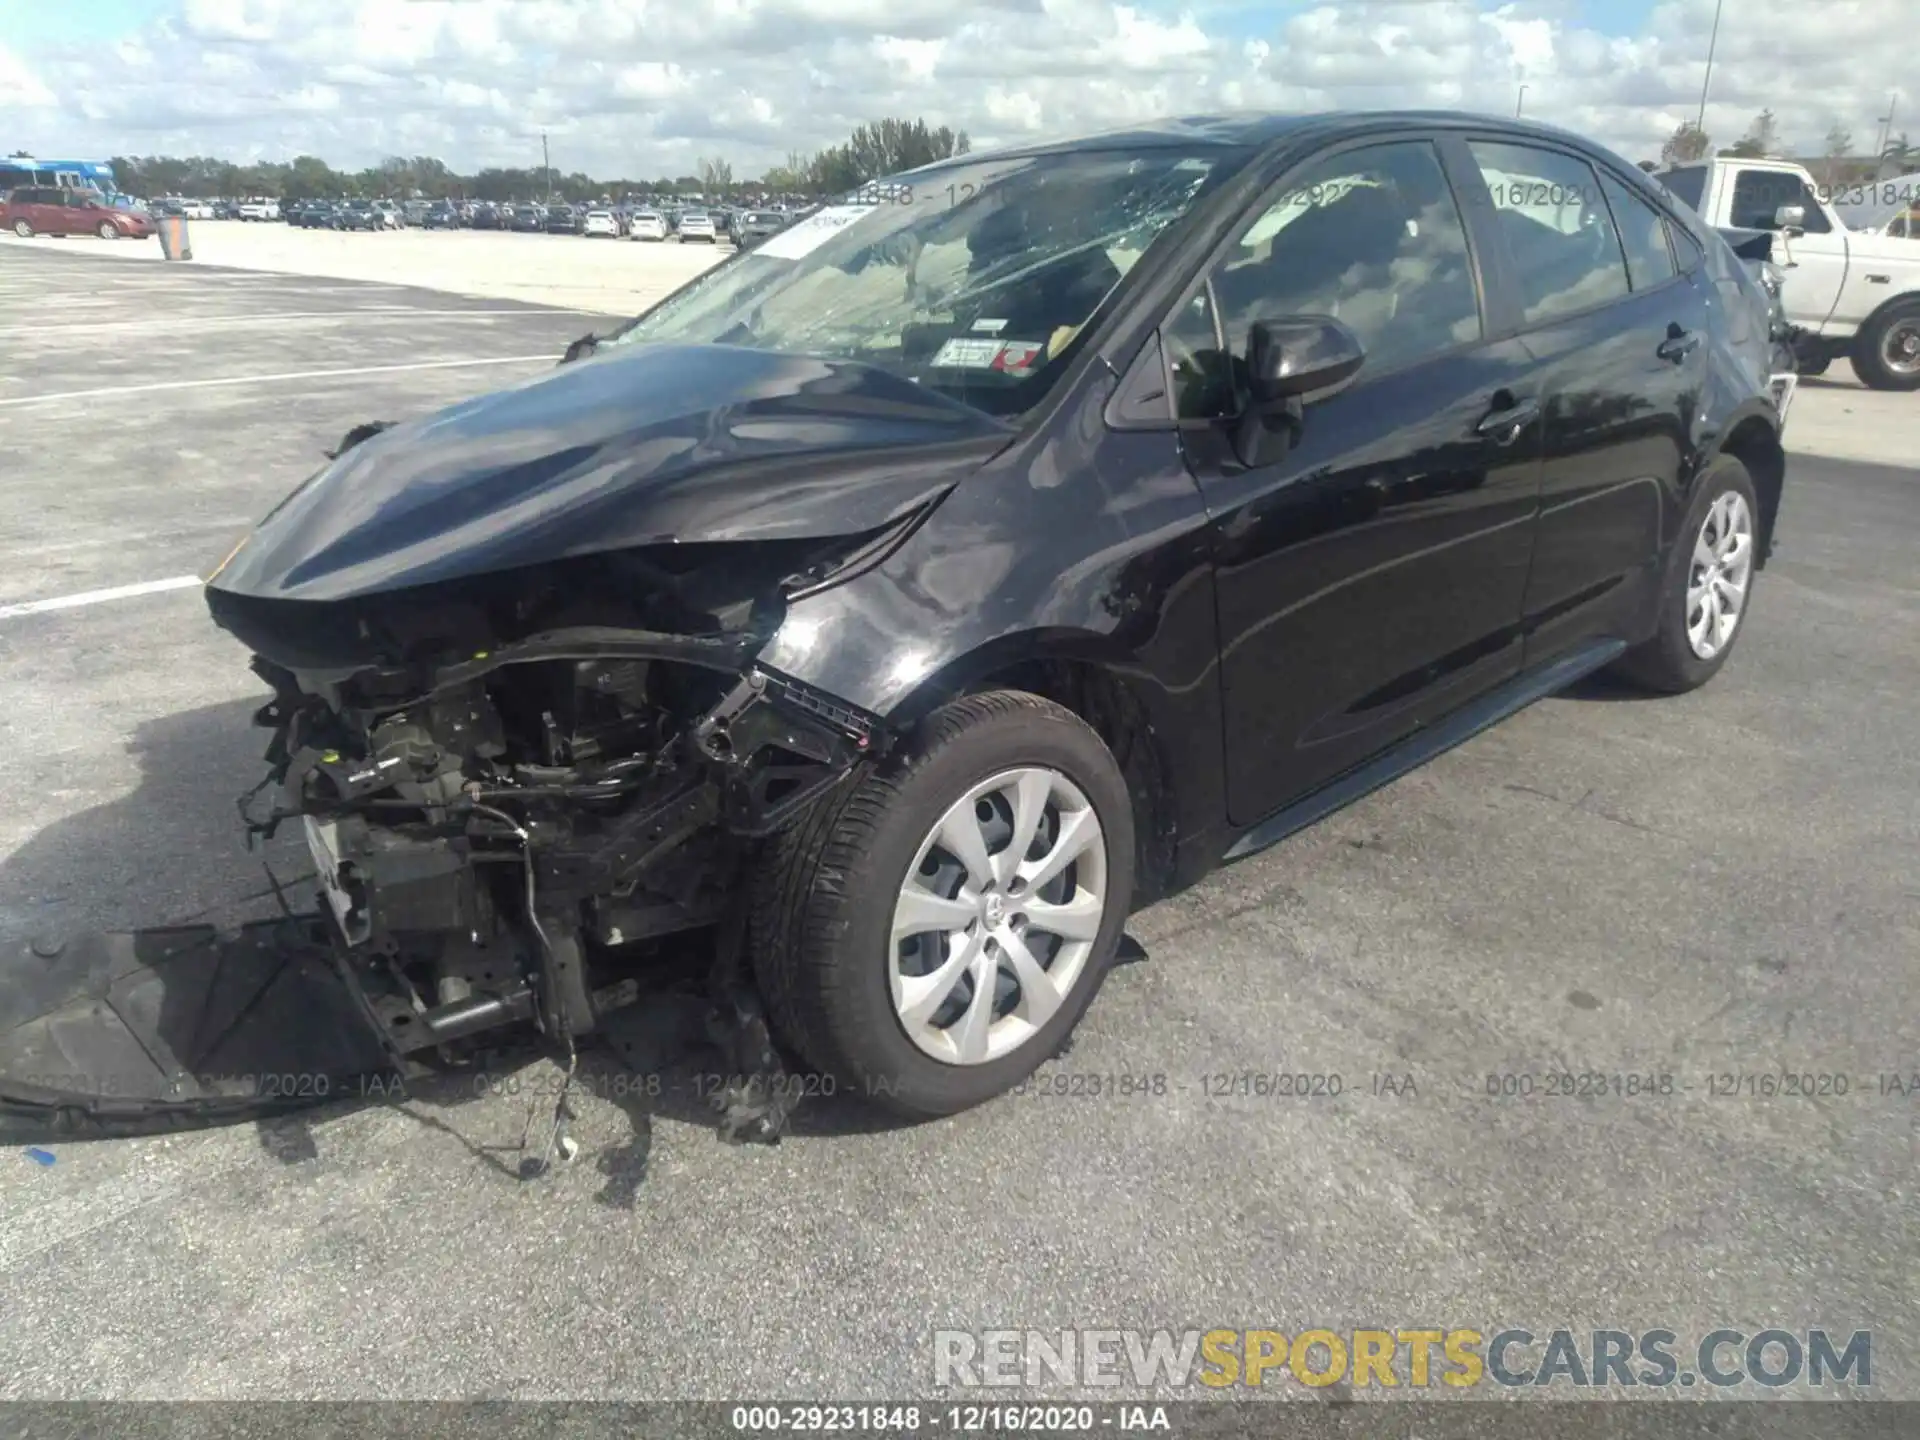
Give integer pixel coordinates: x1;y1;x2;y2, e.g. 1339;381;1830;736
1657;109;1919;186
99;117;970;203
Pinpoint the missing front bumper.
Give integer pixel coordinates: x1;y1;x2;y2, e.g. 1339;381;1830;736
0;916;401;1139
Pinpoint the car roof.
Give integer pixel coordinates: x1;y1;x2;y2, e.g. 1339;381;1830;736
919;109;1630;166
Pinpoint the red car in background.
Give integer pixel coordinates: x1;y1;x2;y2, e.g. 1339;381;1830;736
2;186;155;239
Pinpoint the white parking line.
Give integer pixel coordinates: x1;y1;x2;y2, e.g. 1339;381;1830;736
0;354;557;408
0;575;203;621
0;309;591;337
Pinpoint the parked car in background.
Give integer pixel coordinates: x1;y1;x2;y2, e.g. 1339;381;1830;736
3;186;156;239
238;198;280;221
733;208;789;247
336;199;382;231
181;198;216;220
1657;155;1920;389
676;209;719;243
469;202;502;230
629;209;669;241
404;199;432;226
582;208;620;238
423;201;460;230
546;203;582;235
510;204;544;232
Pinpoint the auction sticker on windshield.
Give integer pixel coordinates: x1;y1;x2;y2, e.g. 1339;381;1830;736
930;337;1050;371
756;204;878;260
930;338;1005;369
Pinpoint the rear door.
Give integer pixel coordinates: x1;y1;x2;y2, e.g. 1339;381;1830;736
26;187;64;232
1168;135;1547;823
1452;137;1707;661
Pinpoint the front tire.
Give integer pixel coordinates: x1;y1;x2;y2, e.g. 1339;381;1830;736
1851;301;1920;391
97;221;118;239
1610;455;1761;694
11;219;30;237
751;692;1135;1118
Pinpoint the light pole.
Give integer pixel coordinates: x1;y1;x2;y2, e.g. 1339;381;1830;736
1515;83;1528;118
1695;0;1725;132
542;130;551;201
1875;94;1898;163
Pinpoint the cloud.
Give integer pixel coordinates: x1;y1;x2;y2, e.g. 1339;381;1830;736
0;0;1911;176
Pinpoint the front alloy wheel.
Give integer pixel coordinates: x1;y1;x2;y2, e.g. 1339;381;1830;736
752;691;1136;1118
891;767;1108;1066
1685;490;1753;660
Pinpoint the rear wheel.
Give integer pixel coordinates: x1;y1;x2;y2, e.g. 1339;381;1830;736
97;220;118;239
11;219;30;238
752;692;1134;1118
1610;455;1760;693
1851;302;1920;391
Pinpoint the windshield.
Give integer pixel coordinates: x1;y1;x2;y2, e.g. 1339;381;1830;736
603;145;1234;417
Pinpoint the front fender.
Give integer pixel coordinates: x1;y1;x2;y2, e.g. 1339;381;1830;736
754;375;1230;876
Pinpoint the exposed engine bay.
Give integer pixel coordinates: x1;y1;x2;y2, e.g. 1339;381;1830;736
0;421;941;1160
212;529;897;1152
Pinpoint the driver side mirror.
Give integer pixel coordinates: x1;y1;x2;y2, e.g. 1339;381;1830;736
1231;317;1366;468
1773;204;1806;234
1247;316;1366;406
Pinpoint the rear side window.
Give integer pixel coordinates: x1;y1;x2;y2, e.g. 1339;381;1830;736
1468;141;1630;325
1599;173;1677;291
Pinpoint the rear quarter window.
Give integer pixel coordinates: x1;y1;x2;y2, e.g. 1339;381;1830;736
1658;166;1708;213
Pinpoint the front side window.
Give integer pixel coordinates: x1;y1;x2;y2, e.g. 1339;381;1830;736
1469;141;1630;324
1728;169;1833;234
1165;140;1481;420
604;146;1240;418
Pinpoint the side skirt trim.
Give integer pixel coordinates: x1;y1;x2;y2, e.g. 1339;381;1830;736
1222;637;1627;863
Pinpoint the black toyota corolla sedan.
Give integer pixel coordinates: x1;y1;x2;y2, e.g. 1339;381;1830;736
2;112;1791;1137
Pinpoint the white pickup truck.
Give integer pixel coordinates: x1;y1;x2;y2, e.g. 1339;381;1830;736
1656;157;1920;390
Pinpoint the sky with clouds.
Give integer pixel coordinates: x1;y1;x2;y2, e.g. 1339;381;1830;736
0;0;1911;178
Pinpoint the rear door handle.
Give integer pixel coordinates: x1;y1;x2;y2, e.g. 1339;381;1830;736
1475;397;1539;445
1657;328;1700;362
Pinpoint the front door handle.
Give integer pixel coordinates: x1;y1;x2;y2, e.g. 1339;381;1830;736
1657;326;1700;363
1475;397;1539;445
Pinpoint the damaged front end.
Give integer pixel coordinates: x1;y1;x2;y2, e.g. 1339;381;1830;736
3;557;890;1148
1;340;1002;1147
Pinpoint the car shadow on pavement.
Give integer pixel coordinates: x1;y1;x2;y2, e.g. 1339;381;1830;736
0;696;304;949
1557;670;1665;703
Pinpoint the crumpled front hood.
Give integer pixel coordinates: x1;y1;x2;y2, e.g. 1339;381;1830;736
209;342;1010;603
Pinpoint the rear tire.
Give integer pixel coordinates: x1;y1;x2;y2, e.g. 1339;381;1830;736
1610;455;1761;694
1850;301;1920;391
97;221;117;239
11;219;30;238
751;691;1135;1119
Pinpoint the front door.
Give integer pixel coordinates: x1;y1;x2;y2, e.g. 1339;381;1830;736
1167;137;1546;825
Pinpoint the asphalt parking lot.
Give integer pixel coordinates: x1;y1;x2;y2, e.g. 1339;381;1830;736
0;242;1916;1402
